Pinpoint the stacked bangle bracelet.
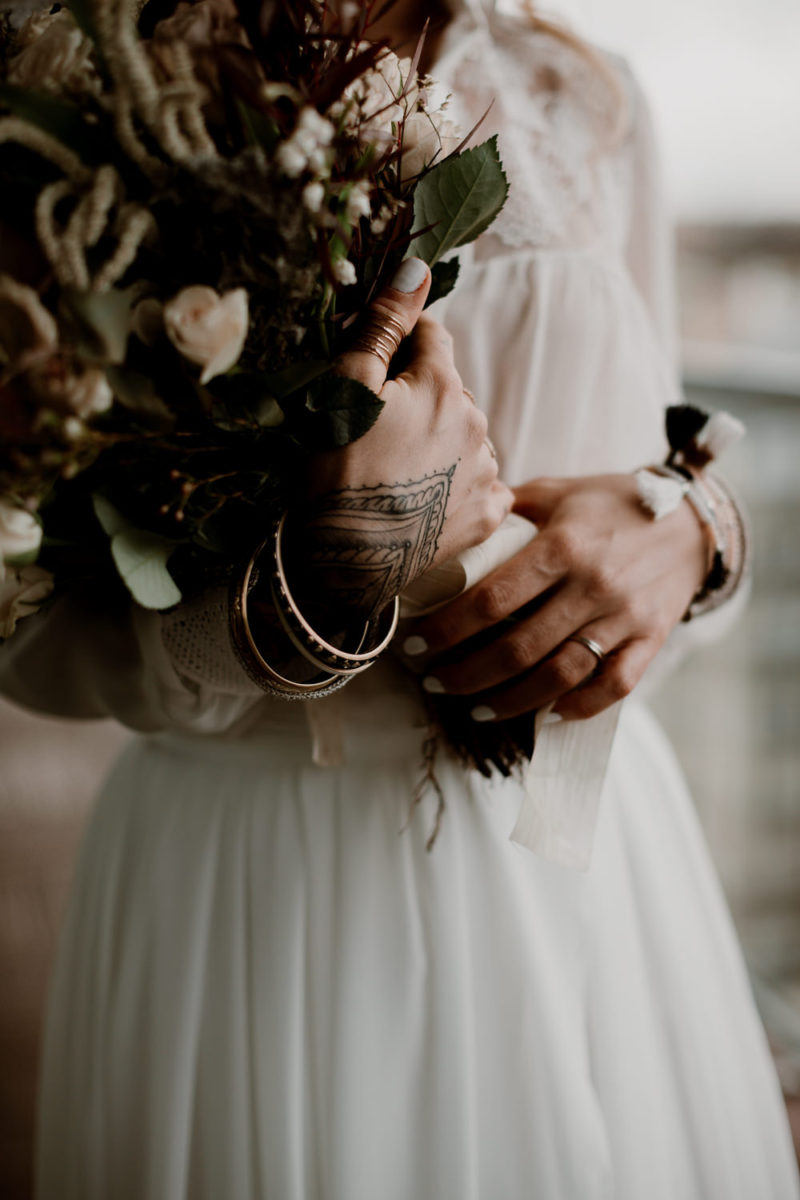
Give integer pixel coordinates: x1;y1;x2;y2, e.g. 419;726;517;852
229;512;400;698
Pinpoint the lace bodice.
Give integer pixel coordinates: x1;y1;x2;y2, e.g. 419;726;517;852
436;5;636;256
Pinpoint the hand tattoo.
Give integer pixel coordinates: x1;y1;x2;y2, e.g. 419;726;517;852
288;467;456;627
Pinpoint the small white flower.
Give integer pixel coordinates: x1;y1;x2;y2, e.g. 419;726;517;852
302;181;326;213
163;286;249;384
0;501;42;567
63;416;85;441
371;204;394;235
277;108;335;177
0;565;54;639
345;181;372;223
332;259;357;287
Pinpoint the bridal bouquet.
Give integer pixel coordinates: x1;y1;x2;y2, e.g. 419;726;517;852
0;0;508;638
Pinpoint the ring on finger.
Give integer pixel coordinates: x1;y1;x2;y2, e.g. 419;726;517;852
463;386;477;405
350;313;407;368
484;436;497;460
565;633;606;668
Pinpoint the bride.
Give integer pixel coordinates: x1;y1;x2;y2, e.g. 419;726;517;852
2;1;798;1197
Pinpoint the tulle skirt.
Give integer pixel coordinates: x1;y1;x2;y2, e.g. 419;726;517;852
37;703;799;1199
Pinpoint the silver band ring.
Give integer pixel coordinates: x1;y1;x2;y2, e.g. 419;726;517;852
566;634;606;665
350;313;407;369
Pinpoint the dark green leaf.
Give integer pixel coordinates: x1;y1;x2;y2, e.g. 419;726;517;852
425;258;461;308
105;366;175;425
409;136;509;267
301;374;384;449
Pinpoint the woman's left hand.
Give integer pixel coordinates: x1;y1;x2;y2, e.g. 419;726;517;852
404;473;710;721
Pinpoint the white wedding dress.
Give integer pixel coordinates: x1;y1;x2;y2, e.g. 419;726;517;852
3;3;799;1198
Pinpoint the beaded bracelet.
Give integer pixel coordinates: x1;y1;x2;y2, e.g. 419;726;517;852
270;512;400;676
634;404;750;621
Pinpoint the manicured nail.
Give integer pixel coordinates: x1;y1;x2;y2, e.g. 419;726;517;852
391;257;428;294
403;635;428;656
542;712;563;726
422;676;446;694
471;705;496;723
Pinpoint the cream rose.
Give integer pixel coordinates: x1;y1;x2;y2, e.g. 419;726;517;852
163;286;249;384
8;8;99;95
0;565;54;639
400;113;461;181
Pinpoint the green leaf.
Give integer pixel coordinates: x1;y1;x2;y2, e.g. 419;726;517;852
425;258;461;308
110;526;182;610
408;136;509;267
60;288;132;365
302;374;384;449
92;493;182;609
92;493;127;538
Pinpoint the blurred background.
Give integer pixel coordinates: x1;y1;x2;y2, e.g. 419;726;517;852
1;0;799;1195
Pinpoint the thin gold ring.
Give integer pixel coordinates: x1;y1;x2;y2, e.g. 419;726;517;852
484;436;497;460
463;387;478;405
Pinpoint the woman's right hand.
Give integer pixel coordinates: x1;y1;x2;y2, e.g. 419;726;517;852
286;259;512;627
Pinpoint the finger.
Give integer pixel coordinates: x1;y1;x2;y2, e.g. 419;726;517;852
335;257;431;392
512;477;569;523
394;312;459;382
422;592;622;700
554;635;658;721
407;525;575;658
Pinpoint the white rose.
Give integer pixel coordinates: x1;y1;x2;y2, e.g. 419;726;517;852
0;501;42;568
8;9;99;95
163;286;249;384
0;565;54;639
337;50;415;150
400;113;461;181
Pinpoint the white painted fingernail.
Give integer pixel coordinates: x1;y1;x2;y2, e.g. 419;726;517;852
471;705;496;723
542;712;563;726
422;676;446;694
391;257;428;294
403;635;428;656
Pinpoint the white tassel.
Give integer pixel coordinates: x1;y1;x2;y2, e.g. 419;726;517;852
696;411;746;460
634;468;685;521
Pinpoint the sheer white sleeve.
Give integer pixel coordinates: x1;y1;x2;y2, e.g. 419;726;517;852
0;586;265;734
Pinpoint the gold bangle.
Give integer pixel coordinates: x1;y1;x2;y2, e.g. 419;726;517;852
229;546;350;699
271;512;400;675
